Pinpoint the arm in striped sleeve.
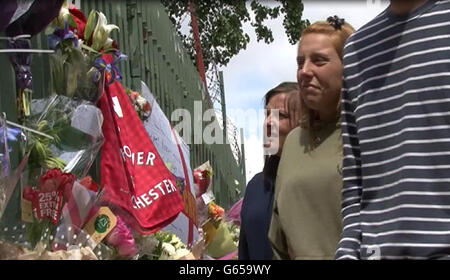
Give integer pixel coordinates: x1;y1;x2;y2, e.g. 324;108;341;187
335;86;363;260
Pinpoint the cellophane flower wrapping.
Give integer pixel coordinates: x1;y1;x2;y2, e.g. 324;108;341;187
0;117;10;220
25;95;104;179
193;161;215;228
199;200;241;260
204;220;238;259
0;94;106;259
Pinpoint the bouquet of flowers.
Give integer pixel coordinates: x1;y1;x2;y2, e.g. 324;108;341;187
193;161;214;228
135;231;194;260
201;201;240;260
23;95;104;179
46;3;124;104
0;95;106;259
126;88;152;122
0;168;140;260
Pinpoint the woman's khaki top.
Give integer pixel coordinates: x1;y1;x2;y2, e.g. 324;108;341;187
269;121;343;260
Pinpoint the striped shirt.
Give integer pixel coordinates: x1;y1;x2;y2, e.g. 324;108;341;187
336;0;450;260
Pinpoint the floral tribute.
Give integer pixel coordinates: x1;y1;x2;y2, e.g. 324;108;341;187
0;3;129;260
0;2;242;261
125;89;152;122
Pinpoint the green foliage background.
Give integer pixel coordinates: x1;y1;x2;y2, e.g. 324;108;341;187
161;0;310;71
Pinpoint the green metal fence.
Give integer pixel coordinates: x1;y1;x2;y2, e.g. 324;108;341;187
0;0;246;209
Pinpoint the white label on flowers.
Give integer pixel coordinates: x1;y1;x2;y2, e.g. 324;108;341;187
201;190;215;205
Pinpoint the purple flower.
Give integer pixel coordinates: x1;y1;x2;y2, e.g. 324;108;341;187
0;125;20;177
93;52;127;85
0;125;21;152
48;21;78;50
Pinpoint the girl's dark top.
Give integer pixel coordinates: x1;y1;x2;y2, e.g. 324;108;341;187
238;155;280;260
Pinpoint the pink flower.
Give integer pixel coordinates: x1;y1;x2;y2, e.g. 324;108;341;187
105;216;137;258
129;91;139;102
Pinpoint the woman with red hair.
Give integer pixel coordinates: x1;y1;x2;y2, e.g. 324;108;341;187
269;17;355;260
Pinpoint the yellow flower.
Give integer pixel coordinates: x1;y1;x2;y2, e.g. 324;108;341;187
91;12;119;51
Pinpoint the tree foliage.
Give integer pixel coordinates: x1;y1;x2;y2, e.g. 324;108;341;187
161;0;309;71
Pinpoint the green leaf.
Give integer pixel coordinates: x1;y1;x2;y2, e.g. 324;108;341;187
101;47;119;55
68;14;78;29
44;25;55;36
84;10;97;41
81;43;100;54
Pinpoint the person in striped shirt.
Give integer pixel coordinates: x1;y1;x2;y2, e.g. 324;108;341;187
336;0;450;259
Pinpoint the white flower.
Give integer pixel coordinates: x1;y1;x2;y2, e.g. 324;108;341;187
46;2;70;32
173;248;191;260
92;12;119;51
171;235;186;250
159;242;176;260
104;38;114;49
56;4;71;29
136;96;148;107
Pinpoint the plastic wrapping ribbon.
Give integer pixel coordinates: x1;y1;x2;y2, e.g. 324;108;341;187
2;1;64;91
0;118;11;179
7;37;32;90
93;51;127;85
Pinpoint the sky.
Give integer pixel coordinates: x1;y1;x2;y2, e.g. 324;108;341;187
220;1;390;184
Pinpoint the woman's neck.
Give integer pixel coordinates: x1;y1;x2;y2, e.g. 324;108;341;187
389;0;428;15
317;109;337;123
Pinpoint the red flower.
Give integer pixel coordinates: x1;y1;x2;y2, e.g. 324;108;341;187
39;169;63;192
23;187;37;201
80;176;99;193
143;102;151;113
39;169;76;201
69;6;87;40
194;169;211;198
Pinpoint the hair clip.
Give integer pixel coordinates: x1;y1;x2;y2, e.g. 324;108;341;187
327;15;345;30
